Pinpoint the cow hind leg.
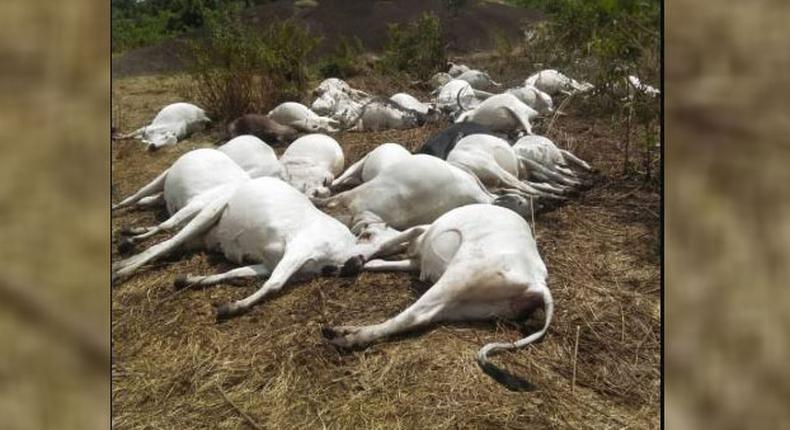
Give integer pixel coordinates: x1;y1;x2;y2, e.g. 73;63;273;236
363;259;419;272
112;196;229;284
112;170;168;211
174;264;270;291
322;285;449;348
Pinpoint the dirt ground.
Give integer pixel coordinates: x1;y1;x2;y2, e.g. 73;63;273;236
112;0;543;78
111;67;660;428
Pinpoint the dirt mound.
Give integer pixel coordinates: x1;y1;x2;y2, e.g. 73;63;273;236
112;0;542;78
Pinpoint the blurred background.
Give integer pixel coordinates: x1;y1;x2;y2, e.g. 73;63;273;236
0;0;109;429
666;0;790;428
0;0;788;427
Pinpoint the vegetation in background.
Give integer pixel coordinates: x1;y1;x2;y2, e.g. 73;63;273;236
379;12;447;80
185;10;320;122
318;36;365;79
111;0;276;53
509;0;660;179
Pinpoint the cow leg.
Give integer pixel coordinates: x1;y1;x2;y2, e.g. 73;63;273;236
323;283;449;348
330;155;367;191
503;107;534;136
119;197;208;246
112;170;168;210
369;226;428;259
136;193;164;207
215;247;314;320
363;259;419;272
525;180;567;195
560;149;592;171
521;158;581;187
173;264;271;290
111;195;229;284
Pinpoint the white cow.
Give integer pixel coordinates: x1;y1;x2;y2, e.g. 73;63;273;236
323;204;554;390
525;69;594;96
314;154;531;230
455;93;539;136
390;93;435;116
447;134;566;199
344;99;425;132
331;143;412;191
114;102;211;151
116;149;250;250
506;84;555;115
455;69;501;91
112;178;389;321
267;102;342;133
435;79;493;115
112;135;281;211
627;75;660;97
310;78;372;127
513;135;591;189
280;134;344;198
447;62;471;77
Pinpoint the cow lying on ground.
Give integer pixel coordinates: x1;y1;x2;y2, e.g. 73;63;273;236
513;135;593;190
112;178;390;322
322;203;554;391
416;122;499;159
506;84;555;115
455;69;502;91
389;93;437;118
115;149;250;251
455;93;539;136
330;143;411;192
447;134;567;199
435;79;495;116
525;69;594;96
114;102;210;151
112;135;281;211
267;102;342;133
314;154;532;230
280;134;344;198
226;114;298;145
310;78;372;127
343;99;426;132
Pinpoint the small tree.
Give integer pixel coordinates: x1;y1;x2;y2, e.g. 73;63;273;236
379;12;447;79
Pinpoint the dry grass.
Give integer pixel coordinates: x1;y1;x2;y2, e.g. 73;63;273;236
112;72;659;429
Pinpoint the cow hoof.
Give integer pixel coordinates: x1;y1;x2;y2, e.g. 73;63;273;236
117;237;136;255
173;275;190;291
321;325;361;348
215;303;242;322
321;326;340;340
147;144;158;152
339;255;364;277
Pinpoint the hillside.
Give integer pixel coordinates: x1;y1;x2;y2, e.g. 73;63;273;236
112;0;542;77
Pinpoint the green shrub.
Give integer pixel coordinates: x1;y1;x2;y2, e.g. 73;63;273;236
379;12;446;79
112;10;176;53
185;12;320;123
318;36;365;79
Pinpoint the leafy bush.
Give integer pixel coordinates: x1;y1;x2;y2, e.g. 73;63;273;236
379;12;447;79
318;36;365;79
112;9;176;53
111;0;276;53
184;12;320;123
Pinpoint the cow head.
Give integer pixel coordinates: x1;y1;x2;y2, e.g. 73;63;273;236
142;127;178;151
492;194;542;219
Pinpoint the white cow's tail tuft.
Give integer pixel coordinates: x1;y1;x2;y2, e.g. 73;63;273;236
476;287;554;391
